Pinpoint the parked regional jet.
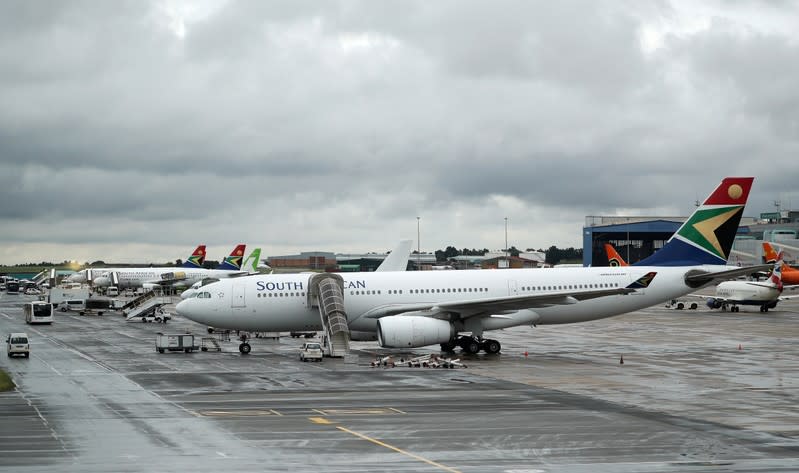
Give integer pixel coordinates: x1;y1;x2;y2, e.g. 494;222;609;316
694;251;799;312
177;177;770;355
67;245;207;284
89;245;250;290
763;242;799;285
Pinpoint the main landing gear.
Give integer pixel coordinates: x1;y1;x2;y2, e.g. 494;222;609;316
440;335;501;355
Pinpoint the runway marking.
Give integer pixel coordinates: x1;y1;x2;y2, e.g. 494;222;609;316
313;407;406;416
309;417;335;424
336;426;462;473
198;409;279;417
1;312;10;319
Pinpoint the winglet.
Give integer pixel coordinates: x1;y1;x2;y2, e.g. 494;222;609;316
627;272;657;289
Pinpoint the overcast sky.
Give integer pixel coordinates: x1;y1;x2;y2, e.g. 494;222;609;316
1;0;798;265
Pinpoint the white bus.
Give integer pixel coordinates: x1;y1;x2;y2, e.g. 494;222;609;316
25;301;54;325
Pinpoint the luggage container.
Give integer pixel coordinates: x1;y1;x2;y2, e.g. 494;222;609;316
155;333;199;353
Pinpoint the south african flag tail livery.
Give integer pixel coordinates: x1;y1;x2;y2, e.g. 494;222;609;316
637;177;754;267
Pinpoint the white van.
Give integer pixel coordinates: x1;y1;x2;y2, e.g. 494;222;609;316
6;332;30;358
106;286;119;297
58;299;86;314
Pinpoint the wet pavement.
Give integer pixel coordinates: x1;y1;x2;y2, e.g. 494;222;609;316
1;290;798;472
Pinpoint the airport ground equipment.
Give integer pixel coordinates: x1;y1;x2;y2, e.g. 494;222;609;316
664;300;699;310
155;333;199;353
48;285;91;305
123;289;180;321
6;333;30;358
200;337;221;352
299;342;323;362
308;273;350;357
290;331;316;338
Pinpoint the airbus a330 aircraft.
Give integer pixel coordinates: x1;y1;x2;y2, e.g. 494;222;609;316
177;177;770;354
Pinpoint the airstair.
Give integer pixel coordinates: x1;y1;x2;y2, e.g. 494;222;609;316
307;273;350;357
122;288;180;320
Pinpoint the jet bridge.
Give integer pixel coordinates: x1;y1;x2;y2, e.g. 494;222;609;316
307;273;350;357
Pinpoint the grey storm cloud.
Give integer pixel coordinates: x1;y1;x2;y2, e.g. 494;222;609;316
0;0;798;263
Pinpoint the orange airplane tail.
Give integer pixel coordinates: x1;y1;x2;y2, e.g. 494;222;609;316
604;243;629;267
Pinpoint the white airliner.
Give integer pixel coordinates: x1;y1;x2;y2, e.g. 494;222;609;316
78;245;250;290
692;251;799;312
176;177;770;355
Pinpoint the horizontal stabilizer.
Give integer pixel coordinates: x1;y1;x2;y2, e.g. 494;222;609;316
684;264;772;288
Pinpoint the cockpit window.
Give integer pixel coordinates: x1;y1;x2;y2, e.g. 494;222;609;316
198;292;211;299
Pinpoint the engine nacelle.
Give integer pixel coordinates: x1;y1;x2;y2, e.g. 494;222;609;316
706;298;722;309
377;315;454;348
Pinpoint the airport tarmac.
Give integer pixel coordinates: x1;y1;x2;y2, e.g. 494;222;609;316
1;291;798;472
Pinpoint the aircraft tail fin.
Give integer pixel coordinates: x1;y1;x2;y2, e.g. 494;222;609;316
218;244;246;271
241;248;262;272
182;245;206;268
771;251;784;291
376;240;413;272
604;243;629;267
763;241;779;263
636;177;754;267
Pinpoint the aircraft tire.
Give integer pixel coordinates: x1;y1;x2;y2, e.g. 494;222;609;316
462;339;480;355
239;343;251;355
440;341;456;352
690;303;698;310
482;339;501;354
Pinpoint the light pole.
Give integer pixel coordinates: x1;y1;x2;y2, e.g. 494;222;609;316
417;216;421;271
504;217;508;260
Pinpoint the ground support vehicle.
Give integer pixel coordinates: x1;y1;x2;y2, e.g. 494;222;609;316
155;333;199;353
6;333;30;358
299;342;323;362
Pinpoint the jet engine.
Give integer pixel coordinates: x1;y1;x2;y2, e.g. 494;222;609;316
376;315;454;348
706;298;722;309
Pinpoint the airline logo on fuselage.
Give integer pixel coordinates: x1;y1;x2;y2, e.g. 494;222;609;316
255;280;367;291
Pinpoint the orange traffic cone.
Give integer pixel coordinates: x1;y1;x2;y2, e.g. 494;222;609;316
523;351;528;357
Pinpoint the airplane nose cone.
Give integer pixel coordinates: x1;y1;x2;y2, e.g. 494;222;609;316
180;289;196;299
176;299;190;316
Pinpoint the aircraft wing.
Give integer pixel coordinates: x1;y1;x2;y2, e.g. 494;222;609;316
361;272;656;321
683;264;773;287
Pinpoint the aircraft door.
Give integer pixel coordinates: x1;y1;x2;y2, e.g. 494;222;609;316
231;282;246;308
508;280;519;296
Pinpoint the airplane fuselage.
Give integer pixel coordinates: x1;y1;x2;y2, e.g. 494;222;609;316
177;266;719;334
712;280;780;305
92;267;242;289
